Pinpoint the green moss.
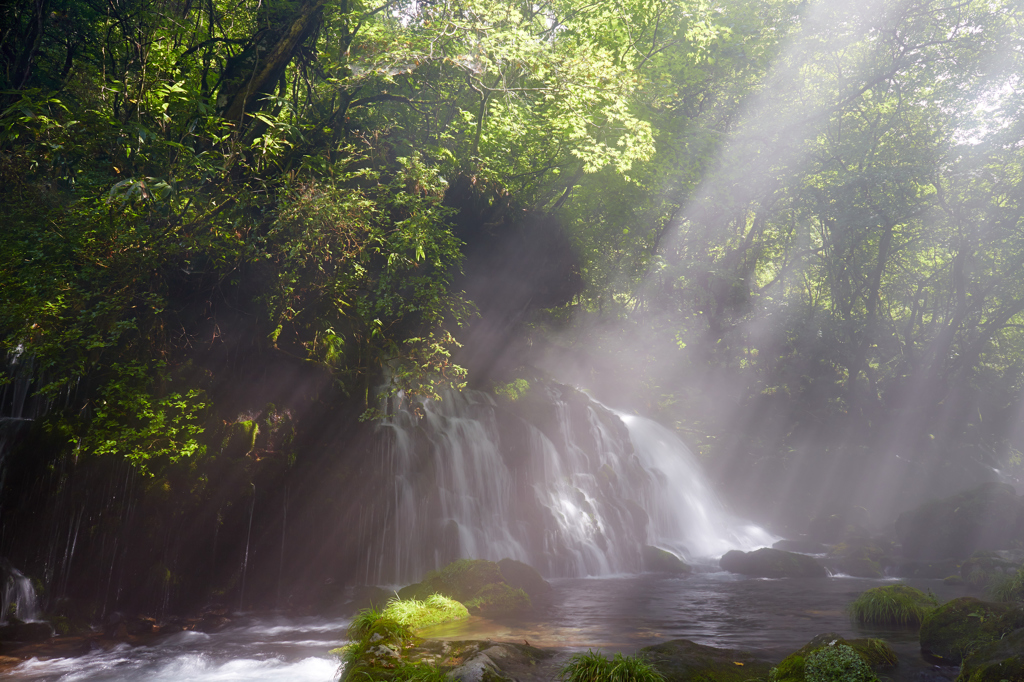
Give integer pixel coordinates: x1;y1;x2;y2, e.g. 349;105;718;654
640;638;774;682
404;559;533;615
497;558;552;599
465;583;531;614
642;546;691;575
769;634;896;682
381;594;469;631
919;597;1024;664
558;650;665;682
803;645;877;682
847;584;937;627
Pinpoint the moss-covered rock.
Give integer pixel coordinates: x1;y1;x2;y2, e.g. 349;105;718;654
826;540;893;579
894;560;961;580
958;628;1024;682
773;539;829;555
895;482;1024;559
720;548;827;578
642;546;692;575
768;634;896;682
641;638;773;682
339;636;550;682
402;559;531;616
960;551;1021;587
919;597;1024;664
497;558;552;600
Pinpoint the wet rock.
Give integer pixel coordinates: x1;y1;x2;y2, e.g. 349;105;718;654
919;597;1024;664
826;539;894;578
641;639;773;682
895;482;1024;559
719;548;827;578
960;551;1021;587
497;559;552;600
769;633;897;682
958;627;1024;682
0;620;52;642
895;560;961;580
197;614;232;633
405;559;531;615
349;585;391;613
641;546;691;575
773;539;829;554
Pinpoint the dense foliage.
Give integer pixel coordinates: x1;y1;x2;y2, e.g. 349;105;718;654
2;0;1024;541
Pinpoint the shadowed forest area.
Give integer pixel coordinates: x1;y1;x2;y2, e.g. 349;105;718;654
2;0;1024;618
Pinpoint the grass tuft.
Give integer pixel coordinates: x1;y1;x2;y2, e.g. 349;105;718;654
847;584;937;627
804;644;877;682
381;594;470;631
558;650;664;682
986;566;1024;603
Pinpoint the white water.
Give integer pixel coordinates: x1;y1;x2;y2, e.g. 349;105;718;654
2;565;42;623
617;413;776;559
5;617;346;682
366;386;773;583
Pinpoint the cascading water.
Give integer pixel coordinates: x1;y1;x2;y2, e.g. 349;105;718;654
361;383;773;584
1;562;42;623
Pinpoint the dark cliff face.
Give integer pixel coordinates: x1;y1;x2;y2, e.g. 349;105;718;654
444;176;583;384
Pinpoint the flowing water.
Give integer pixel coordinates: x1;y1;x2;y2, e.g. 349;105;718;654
364;387;774;584
4;574;964;682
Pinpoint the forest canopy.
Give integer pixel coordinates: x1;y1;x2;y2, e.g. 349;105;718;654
2;0;1024;492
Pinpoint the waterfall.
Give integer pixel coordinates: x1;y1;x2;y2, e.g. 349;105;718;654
1;563;41;623
361;383;772;584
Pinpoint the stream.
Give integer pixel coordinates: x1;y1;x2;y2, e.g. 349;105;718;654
5;572;964;682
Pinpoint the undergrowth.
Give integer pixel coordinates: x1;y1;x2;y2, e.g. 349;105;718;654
986;566;1024;603
848;584;937;627
558;650;665;682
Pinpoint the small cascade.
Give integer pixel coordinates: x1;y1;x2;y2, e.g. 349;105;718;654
1;563;42;623
360;383;772;584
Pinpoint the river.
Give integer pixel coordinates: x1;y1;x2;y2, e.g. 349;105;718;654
5;571;963;682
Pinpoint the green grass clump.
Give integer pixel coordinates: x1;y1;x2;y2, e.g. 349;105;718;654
986;566;1024;603
346;606;411;642
848;584;937;627
804;645;877;682
558;650;665;682
389;661;450;682
381;594;470;631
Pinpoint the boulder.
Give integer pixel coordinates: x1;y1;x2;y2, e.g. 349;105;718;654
826;540;893;579
769;633;896;682
773;539;829;554
497;558;552;600
895;482;1024;559
960;551;1021;587
958;628;1024;682
919;597;1024;664
642;546;692;575
641;639;773;682
720;548;827;578
402;559;531;615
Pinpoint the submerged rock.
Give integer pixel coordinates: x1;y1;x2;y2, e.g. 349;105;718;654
895;482;1024;559
641;639;773;682
958;627;1024;682
641;546;692;575
720;548;827;578
919;597;1024;664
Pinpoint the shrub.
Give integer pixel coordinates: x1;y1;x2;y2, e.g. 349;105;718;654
558;650;664;682
804;644;877;682
847;584;937;627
